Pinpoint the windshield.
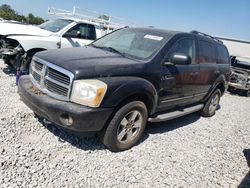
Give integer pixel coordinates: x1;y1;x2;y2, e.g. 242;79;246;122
92;28;174;60
39;19;73;32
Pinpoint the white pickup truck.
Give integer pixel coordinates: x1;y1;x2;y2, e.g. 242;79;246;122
0;18;103;70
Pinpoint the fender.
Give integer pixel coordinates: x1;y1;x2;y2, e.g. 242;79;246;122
203;74;227;101
7;35;60;52
99;77;158;114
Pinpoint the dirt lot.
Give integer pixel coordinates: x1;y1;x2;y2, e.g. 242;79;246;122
0;59;249;188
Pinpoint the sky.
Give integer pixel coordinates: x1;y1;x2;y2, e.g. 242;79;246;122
1;0;250;40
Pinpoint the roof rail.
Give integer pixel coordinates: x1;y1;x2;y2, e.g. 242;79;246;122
190;30;223;44
48;6;138;32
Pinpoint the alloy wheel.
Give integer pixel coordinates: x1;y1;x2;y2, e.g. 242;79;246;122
117;110;143;144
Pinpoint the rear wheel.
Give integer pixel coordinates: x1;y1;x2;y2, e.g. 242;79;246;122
201;89;221;117
99;101;148;152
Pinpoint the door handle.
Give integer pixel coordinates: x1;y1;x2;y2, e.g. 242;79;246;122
190;71;199;77
214;70;220;75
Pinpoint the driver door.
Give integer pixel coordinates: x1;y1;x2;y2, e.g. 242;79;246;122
60;23;96;48
159;37;200;110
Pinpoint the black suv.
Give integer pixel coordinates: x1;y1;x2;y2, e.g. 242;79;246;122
18;28;230;151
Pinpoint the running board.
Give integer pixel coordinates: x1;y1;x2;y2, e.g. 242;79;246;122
148;104;204;123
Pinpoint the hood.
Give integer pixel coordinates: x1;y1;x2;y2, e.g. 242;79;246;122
36;46;146;79
0;22;53;37
232;59;250;70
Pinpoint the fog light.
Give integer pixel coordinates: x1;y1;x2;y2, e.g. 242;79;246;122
60;113;73;126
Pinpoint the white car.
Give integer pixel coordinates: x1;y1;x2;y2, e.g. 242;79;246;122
0;18;102;70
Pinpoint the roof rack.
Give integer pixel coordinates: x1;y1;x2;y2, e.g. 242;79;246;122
48;6;138;33
190;30;223;44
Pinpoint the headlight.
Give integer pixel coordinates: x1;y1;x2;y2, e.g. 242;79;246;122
70;80;107;107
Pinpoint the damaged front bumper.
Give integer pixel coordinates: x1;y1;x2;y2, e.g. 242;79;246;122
18;75;114;134
0;36;24;66
0;43;23;55
0;47;21;56
229;67;250;90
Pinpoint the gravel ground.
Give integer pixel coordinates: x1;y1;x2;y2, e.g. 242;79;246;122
0;59;250;188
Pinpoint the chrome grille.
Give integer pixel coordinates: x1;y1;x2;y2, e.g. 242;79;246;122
45;79;69;96
34;61;43;71
32;71;41;82
30;57;74;101
47;68;70;85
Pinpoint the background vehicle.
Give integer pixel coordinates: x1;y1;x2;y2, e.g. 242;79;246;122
228;56;250;96
18;28;230;151
0;18;102;70
0;6;127;72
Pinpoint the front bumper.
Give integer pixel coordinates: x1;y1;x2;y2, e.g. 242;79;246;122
18;76;114;133
228;82;250;90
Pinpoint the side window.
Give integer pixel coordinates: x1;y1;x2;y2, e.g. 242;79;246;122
64;24;96;40
199;40;216;64
217;45;229;64
167;38;196;63
86;24;97;40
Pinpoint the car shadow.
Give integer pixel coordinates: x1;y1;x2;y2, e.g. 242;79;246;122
38;113;201;151
227;90;249;98
238;149;250;188
37;117;106;151
137;113;201;145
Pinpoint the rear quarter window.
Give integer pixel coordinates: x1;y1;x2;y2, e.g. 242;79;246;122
217;45;229;64
199;40;216;64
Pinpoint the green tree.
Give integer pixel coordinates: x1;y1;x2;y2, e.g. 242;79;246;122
0;4;16;20
0;4;45;25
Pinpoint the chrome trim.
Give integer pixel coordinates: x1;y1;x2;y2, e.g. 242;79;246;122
161;95;193;103
30;56;74;101
149;104;204;122
161;92;207;103
194;92;207;97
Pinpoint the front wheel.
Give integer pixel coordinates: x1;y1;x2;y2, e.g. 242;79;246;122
201;89;221;117
99;101;148;152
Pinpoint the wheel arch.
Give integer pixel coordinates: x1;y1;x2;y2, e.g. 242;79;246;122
115;92;155;116
21;48;47;70
26;48;47;56
100;77;158;116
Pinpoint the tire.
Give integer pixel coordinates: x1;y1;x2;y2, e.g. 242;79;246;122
3;56;14;68
20;53;35;72
99;101;148;152
21;50;44;72
201;89;221;117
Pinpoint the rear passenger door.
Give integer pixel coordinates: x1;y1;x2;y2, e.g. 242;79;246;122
61;23;97;48
196;39;219;97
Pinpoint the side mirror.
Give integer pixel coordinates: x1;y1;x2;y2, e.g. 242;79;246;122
170;53;191;65
63;31;81;38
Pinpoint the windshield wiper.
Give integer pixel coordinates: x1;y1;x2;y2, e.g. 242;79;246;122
91;44;127;57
